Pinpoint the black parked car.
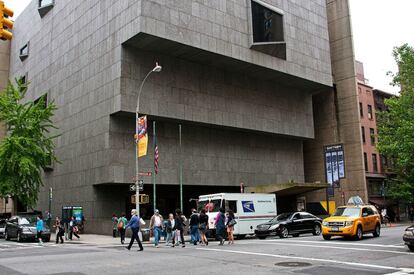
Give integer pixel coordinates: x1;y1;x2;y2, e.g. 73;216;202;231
0;219;6;238
255;212;322;239
403;225;414;251
5;215;51;242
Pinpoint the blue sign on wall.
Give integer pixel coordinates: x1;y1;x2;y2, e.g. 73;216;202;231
242;201;255;213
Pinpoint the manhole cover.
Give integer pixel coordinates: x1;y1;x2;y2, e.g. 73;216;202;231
275;262;312;267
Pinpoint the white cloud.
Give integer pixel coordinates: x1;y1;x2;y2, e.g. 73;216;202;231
349;0;414;94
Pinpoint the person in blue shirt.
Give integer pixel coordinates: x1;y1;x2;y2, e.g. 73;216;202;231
125;209;143;251
36;215;44;246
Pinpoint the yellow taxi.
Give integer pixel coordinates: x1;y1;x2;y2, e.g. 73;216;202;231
322;203;381;240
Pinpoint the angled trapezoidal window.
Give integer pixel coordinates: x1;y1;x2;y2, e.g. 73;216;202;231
250;0;286;59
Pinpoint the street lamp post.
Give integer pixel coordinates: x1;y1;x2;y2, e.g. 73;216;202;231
135;62;162;216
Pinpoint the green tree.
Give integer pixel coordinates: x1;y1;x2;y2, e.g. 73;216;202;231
377;44;414;202
0;79;58;208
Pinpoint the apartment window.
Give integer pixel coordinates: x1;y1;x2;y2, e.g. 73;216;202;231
361;126;366;143
368;104;373;119
372;154;378;173
381;155;387;170
359;102;363;117
19;43;29;61
20;73;28;84
358;87;362;93
38;0;54;17
369;128;375;145
250;0;286;59
364;153;368;172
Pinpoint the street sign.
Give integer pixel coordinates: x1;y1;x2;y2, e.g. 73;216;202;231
139;172;152;177
130;180;144;192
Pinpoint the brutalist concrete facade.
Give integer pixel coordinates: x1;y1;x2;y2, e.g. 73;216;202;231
304;0;369;211
9;0;333;233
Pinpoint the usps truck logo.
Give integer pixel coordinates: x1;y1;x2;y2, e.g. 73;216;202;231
242;201;255;212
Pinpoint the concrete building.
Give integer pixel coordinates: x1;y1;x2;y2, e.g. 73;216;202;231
8;0;334;233
5;0;388;232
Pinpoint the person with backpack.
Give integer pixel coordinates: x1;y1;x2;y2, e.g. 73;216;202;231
215;208;226;245
117;213;128;244
112;214;118;238
125;209;143;251
165;213;176;247
226;210;236;245
174;209;186;248
189;209;200;245
54;216;65;244
69;216;80;240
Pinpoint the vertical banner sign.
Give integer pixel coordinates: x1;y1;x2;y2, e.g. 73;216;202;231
137;116;148;157
324;144;345;191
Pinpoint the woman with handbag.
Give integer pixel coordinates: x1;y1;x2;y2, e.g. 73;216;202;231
226;210;236;245
215;208;226;245
199;209;209;246
54;217;65;244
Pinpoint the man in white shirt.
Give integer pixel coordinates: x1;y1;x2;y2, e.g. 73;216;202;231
150;209;164;248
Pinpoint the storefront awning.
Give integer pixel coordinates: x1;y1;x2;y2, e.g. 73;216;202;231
245;182;329;196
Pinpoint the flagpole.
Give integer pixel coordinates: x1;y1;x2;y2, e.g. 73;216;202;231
153;120;156;212
179;124;183;211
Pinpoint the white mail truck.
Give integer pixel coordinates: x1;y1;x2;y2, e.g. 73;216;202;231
198;193;277;238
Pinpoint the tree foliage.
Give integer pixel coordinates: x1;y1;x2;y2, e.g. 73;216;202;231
0;80;58;208
377;44;414;202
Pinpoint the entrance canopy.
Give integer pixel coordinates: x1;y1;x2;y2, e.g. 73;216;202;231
245;182;329;196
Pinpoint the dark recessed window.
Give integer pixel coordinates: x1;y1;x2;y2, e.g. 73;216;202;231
252;0;284;43
250;0;286;59
38;0;54;17
20;74;27;84
364;152;368;172
367;104;373;119
359;102;363;117
19;43;29;61
372;154;378;173
34;94;48;109
361;126;366;143
370;128;375;145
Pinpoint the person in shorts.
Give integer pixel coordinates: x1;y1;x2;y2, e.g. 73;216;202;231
199;209;208;245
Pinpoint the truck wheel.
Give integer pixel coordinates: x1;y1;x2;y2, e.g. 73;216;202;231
355;225;363;240
313;224;321;236
373;224;380;237
279;226;289;238
322;235;331;240
408;245;414;252
258;236;267;240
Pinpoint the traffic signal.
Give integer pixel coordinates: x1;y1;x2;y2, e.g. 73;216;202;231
0;1;13;40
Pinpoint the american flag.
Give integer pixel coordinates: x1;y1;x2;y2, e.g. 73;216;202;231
154;142;159;174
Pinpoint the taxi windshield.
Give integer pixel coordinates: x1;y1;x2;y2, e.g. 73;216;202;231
333;207;360;217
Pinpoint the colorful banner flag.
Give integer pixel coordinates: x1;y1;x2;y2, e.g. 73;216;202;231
137;116;148;157
154;139;159;174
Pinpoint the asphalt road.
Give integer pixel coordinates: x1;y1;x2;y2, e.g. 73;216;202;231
0;225;413;275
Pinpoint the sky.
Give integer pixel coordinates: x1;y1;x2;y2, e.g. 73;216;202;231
5;0;414;94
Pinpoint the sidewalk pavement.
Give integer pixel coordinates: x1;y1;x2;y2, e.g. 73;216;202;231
52;233;193;246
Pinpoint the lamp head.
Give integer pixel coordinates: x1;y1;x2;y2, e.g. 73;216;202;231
153;62;162;72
